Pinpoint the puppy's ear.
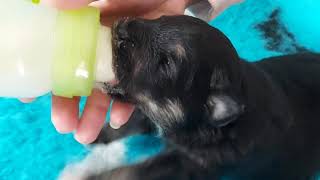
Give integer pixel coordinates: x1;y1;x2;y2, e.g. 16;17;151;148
205;68;245;127
205;95;245;127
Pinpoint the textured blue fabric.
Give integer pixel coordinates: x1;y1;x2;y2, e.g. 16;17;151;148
0;96;88;180
124;135;165;165
275;0;320;52
0;0;319;179
210;0;280;61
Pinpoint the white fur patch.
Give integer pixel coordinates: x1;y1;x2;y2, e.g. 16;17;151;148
59;140;126;180
149;99;183;126
146;100;159;115
209;96;228;120
208;95;239;120
137;93;184;133
175;44;187;58
164;99;184;123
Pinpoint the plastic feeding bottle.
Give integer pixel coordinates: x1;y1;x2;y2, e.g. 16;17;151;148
0;0;114;98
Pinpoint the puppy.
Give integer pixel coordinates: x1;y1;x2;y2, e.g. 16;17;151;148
62;15;320;180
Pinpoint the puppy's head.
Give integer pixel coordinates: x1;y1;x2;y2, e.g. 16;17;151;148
110;15;246;134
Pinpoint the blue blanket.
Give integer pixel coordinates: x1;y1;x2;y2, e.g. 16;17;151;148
0;0;319;179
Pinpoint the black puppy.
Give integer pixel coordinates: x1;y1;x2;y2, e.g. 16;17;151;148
62;16;320;180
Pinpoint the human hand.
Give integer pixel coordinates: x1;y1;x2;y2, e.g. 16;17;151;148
20;90;134;145
51;89;134;144
21;0;242;144
20;0;192;144
41;0;191;25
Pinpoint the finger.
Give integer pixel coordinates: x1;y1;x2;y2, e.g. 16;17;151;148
90;0;166;25
207;0;243;20
19;98;35;103
90;0;164;14
52;95;80;133
74;89;110;144
109;101;135;129
41;0;94;10
141;0;188;19
100;15;119;27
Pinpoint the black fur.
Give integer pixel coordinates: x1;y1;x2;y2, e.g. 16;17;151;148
92;15;320;180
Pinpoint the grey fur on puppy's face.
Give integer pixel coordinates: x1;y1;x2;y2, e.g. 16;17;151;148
110;16;245;133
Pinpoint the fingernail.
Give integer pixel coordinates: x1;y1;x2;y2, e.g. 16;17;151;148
88;0;107;8
53;123;76;134
74;133;94;145
19;98;35;103
55;128;70;134
106;98;120;129
109;121;121;129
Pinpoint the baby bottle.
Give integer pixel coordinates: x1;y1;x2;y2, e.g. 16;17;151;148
0;0;114;98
